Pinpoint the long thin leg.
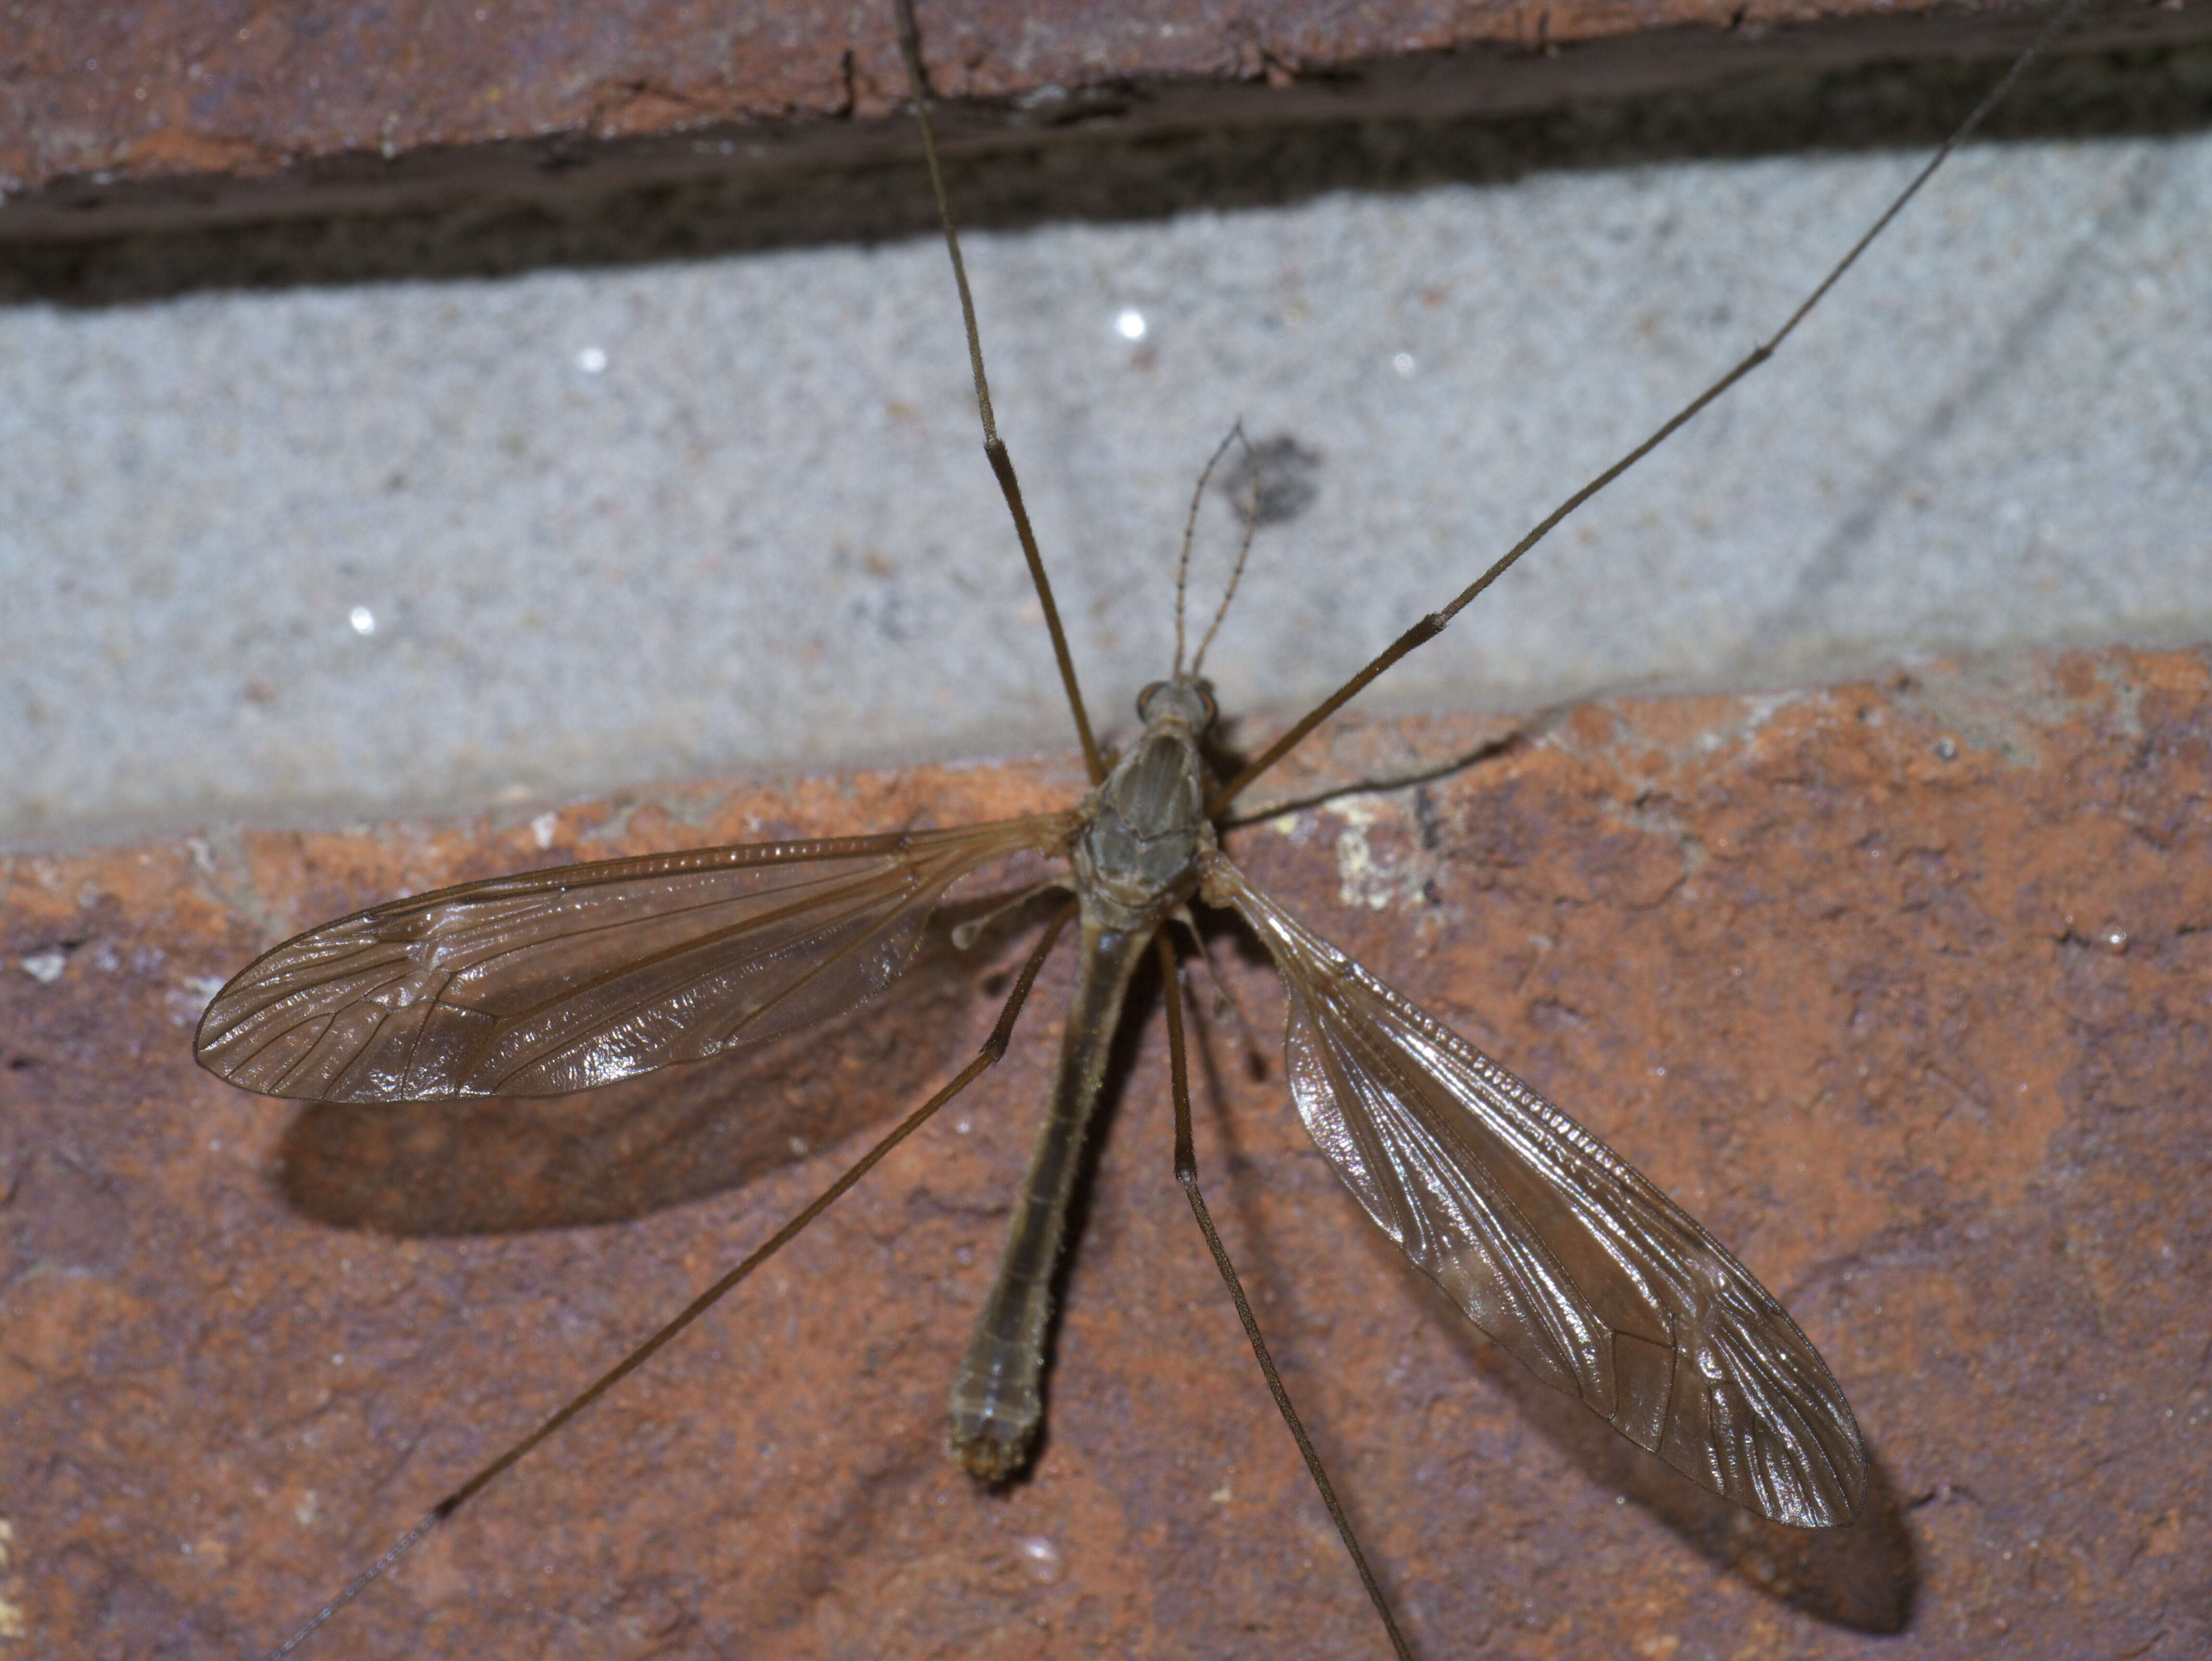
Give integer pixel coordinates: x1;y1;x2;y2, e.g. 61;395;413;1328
1206;0;2094;814
258;904;1076;1661
893;0;1104;784
1155;932;1416;1661
1171;906;1265;1077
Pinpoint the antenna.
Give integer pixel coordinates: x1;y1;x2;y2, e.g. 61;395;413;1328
1191;427;1261;679
1171;422;1249;678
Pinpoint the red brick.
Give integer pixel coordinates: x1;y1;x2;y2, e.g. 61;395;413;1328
3;646;2205;1657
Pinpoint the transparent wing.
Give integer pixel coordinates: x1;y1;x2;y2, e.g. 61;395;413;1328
198;816;1073;1102
1205;855;1868;1527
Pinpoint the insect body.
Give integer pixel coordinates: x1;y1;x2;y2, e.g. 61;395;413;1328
947;677;1217;1480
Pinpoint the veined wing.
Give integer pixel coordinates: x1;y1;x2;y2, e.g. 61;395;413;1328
198;815;1074;1102
1203;854;1868;1528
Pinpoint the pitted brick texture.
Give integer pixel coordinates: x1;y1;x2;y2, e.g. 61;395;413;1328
3;647;2207;1657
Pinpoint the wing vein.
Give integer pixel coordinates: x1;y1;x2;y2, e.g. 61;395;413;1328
197;813;1074;1102
1202;851;1868;1527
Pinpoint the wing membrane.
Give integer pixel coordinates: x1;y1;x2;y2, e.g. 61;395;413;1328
198;816;1073;1102
1205;854;1868;1527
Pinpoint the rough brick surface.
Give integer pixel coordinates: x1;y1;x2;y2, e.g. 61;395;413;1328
6;0;2203;237
4;646;2207;1658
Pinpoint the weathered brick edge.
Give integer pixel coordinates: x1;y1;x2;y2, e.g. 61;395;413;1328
3;0;2200;239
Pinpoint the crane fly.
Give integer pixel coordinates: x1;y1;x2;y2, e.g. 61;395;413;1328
193;1;2090;1652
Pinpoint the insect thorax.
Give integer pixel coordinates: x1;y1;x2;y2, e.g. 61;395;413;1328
1072;694;1217;930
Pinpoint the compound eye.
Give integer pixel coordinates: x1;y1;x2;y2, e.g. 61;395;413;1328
1137;678;1218;728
